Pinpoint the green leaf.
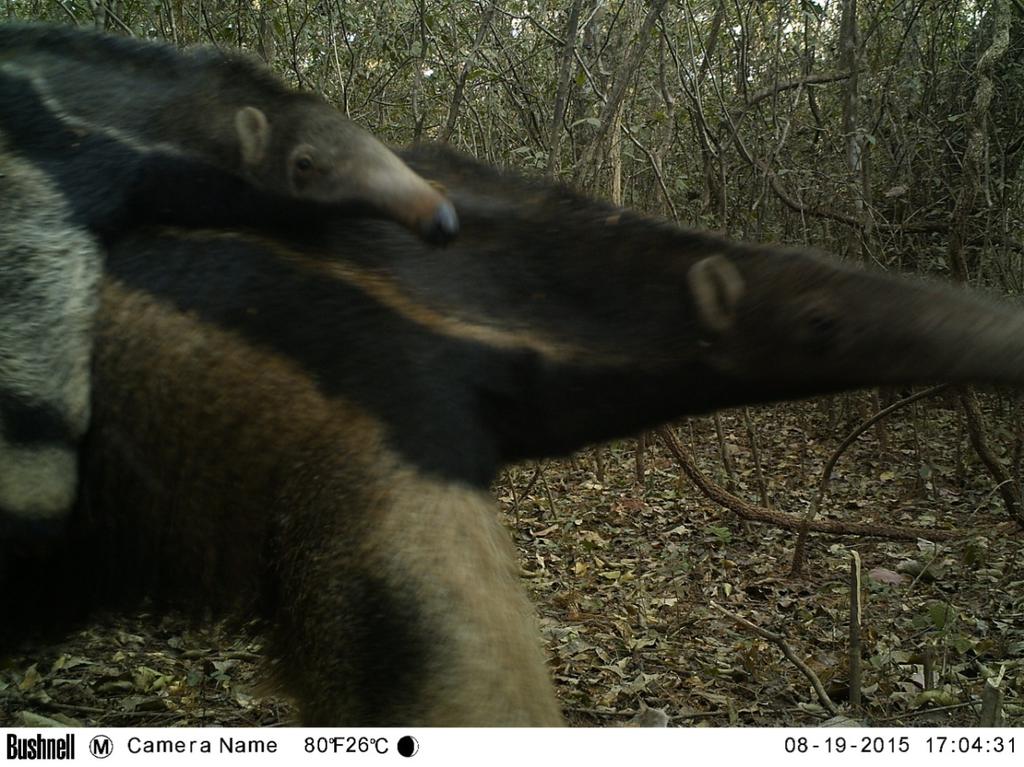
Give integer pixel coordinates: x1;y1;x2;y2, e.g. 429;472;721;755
706;526;732;544
913;689;959;708
928;601;956;630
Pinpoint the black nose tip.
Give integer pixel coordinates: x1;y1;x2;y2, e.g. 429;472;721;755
421;199;459;246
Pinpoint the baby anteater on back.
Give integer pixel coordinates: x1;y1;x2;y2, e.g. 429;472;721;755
0;23;458;243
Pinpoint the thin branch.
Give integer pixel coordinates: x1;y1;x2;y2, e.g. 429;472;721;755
545;0;583;175
657;427;1004;542
575;0;668;186
811;386;948;525
729;72;850;126
710;601;839;716
440;0;500;143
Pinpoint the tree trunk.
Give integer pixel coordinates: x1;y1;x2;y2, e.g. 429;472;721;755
575;0;668;188
440;1;500;144
545;0;584;176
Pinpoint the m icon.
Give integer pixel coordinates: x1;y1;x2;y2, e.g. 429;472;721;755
89;735;113;759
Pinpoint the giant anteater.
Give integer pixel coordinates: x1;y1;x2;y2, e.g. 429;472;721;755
6;145;1024;725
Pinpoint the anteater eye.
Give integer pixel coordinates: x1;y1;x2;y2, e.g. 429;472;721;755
294;156;313;173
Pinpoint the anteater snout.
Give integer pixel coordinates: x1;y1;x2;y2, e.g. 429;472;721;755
418;197;459;245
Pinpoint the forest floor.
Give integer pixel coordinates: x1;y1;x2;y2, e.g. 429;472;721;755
2;396;1022;728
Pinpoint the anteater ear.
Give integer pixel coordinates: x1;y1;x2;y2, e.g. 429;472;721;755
234;106;270;168
687;254;746;333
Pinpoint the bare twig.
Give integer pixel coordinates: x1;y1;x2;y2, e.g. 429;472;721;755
979;671;1004;726
848;551;862;709
545;0;583;175
635;432;647;485
657;427;995;542
575;0;668;186
959;388;1022;524
791;385;949;574
440;0;500;143
710;601;839;716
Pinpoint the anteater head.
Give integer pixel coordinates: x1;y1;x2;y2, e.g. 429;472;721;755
683;247;1024;405
234;102;458;245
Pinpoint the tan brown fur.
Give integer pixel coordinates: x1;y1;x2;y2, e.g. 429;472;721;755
349;471;561;725
90;280;562;726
